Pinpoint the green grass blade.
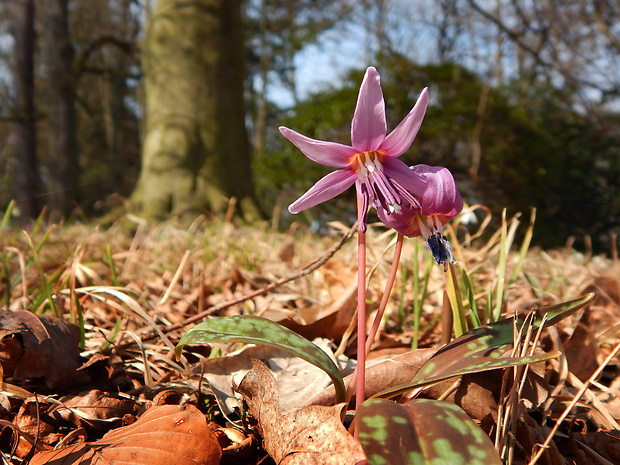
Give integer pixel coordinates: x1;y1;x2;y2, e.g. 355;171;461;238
0;200;15;230
461;267;480;328
31;207;48;237
74;294;86;350
494;209;508;321
101;317;123;352
446;263;468;336
106;245;121;287
24;231;58;317
509;207;536;285
411;241;432;350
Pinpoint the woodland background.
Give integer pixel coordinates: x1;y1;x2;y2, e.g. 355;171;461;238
2;0;620;250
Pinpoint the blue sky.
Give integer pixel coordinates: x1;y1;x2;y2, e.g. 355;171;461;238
267;25;369;108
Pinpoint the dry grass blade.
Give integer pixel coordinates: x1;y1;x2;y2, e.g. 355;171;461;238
497;311;547;464
528;340;620;465
160;221;357;334
70;286;175;351
157;249;191;307
116;331;156;389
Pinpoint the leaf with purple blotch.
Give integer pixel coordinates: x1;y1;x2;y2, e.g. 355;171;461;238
175;315;346;402
357;398;501;465
374;293;594;398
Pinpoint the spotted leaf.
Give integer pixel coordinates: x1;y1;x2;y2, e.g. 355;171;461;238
374;293;594;398
358;398;501;465
175;315;346;402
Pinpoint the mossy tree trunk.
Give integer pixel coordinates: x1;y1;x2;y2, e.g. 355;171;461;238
131;0;260;222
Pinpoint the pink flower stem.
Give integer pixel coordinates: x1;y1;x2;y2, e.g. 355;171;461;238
365;233;404;356
350;228;404;438
355;193;367;419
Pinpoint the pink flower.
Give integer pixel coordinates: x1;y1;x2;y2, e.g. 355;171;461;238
377;165;463;267
280;67;429;232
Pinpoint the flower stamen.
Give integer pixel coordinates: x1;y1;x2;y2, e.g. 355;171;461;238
416;214;454;270
351;150;409;225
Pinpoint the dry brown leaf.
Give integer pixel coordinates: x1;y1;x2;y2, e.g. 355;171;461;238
306;349;434;407
281;280;358;342
52;389;140;427
0;310;82;388
425;369;549;423
29;404;222;465
574;430;620;463
235;359;364;465
199;342;353;417
564;308;602;382
29;443;109;465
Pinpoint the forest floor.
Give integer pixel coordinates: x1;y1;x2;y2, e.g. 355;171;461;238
0;208;619;464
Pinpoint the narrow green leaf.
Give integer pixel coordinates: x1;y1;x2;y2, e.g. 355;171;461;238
509;207;536;285
374;351;558;399
0;200;15;230
24;231;58;317
461;267;480;328
411;241;432;350
446;263;468;337
536;292;595;327
494;209;509;321
358;399;501;465
106;245;121;287
175;315;346;402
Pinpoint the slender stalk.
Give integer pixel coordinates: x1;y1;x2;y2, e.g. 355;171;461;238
346;233;404;410
355;194;367;418
440;289;452;345
365;233;404;355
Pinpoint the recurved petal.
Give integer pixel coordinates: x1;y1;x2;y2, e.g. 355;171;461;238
382;157;426;199
380;87;429;157
376;204;423;238
351;67;387;152
279;127;356;168
413;165;463;218
288;169;356;214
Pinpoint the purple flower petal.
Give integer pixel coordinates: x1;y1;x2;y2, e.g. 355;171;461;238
288;169;356;214
279;127;355;168
382;157;427;199
380;87;429;157
413;165;463;218
351;67;387;152
376;203;423;238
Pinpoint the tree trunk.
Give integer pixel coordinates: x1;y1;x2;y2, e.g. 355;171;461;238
12;0;40;221
131;0;260;222
44;0;79;217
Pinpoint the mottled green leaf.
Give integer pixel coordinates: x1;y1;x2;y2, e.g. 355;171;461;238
374;293;594;398
374;351;557;398
175;315;346;402
358;398;501;465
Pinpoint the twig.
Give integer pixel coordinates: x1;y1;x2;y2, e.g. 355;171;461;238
157;222;357;336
